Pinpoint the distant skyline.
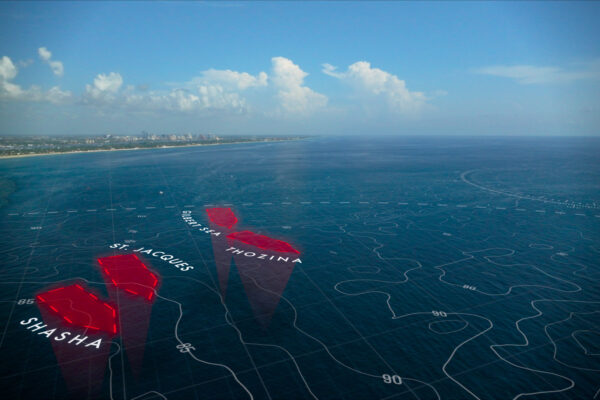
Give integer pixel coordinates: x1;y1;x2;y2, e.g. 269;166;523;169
1;1;599;136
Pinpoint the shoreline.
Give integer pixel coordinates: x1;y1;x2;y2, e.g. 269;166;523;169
0;138;302;160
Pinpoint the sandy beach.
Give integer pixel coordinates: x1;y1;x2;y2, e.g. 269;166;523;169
0;139;299;160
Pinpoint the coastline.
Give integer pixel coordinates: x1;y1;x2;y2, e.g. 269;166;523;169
0;138;302;160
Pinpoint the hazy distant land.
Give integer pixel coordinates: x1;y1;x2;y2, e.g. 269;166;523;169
0;134;306;159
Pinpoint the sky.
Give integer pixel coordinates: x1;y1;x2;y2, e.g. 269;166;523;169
0;1;599;136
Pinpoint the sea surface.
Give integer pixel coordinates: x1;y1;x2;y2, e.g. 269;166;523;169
0;136;598;399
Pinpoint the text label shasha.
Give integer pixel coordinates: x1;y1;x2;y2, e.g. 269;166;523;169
20;317;103;349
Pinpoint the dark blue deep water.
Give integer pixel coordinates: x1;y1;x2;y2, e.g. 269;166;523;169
0;137;599;399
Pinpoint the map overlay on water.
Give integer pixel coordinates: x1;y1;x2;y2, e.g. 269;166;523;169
0;137;598;399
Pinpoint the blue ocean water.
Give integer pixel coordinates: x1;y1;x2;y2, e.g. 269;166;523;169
0;137;598;399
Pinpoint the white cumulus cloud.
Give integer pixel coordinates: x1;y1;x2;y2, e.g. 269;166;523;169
48;60;64;77
84;71;246;113
92;72;123;93
38;46;64;77
84;72;124;105
198;69;268;90
45;86;72;104
4;54;328;117
38;47;52;61
323;61;426;113
0;55;71;103
0;56;18;81
173;58;326;115
271;56;327;114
